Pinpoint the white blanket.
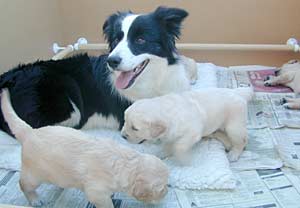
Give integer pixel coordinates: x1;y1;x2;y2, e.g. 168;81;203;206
0;63;282;190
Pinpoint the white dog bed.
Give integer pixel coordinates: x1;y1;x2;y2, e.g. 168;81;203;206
0;63;282;190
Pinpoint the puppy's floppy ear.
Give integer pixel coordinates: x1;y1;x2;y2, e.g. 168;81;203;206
132;179;153;202
150;121;166;138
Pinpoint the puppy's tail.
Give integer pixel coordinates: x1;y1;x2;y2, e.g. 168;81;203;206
233;87;254;101
1;88;33;143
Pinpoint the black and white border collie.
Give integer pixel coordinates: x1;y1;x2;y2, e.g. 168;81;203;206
0;6;191;136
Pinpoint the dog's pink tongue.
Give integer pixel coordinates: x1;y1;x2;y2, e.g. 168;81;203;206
115;71;135;89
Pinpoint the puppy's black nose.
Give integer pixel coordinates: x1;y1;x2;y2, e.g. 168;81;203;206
107;56;122;69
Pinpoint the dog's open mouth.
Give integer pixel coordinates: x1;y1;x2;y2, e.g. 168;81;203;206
115;59;149;89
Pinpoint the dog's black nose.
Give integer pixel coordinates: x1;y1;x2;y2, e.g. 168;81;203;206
107;56;122;69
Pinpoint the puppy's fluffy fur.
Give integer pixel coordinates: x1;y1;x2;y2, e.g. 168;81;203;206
1;89;168;208
179;55;198;85
264;60;300;109
122;88;253;163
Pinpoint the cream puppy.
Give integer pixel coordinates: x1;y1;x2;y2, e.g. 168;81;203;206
121;88;253;163
264;60;300;109
179;55;198;85
1;89;168;208
264;60;300;92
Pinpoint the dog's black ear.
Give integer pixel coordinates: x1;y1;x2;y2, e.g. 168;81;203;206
102;13;120;49
103;11;133;51
154;7;188;39
153;7;188;64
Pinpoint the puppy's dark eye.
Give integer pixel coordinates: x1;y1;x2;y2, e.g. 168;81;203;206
132;125;138;131
135;38;146;45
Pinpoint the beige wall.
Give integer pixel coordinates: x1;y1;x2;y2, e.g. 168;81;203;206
0;0;63;71
1;0;300;71
59;0;300;66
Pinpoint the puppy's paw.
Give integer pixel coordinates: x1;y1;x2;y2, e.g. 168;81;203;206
283;103;291;109
280;98;287;105
31;199;44;207
173;146;191;165
227;151;240;162
163;144;174;158
263;75;271;81
264;80;273;87
190;79;197;85
263;81;272;87
264;76;276;86
174;155;191;166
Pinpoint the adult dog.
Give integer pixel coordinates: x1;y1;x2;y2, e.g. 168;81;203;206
0;6;191;135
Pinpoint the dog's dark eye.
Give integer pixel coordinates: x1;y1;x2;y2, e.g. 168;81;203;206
111;32;124;48
135;38;146;45
132;125;138;131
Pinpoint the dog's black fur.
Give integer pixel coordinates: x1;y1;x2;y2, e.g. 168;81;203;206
0;6;188;136
0;54;131;135
103;7;188;65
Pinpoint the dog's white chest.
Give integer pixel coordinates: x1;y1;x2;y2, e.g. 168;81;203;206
82;113;119;130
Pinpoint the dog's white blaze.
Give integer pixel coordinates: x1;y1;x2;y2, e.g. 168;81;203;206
58;100;81;127
122;14;139;38
82;113;119;130
108;14;141;71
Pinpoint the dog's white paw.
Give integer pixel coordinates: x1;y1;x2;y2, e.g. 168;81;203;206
227;151;240;162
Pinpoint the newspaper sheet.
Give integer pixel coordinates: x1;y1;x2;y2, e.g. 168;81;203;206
282;168;300;194
112;189;180;208
247;92;300;129
217;68;300;129
176;169;300;208
272;129;300;170
218;69;292;93
230;129;282;171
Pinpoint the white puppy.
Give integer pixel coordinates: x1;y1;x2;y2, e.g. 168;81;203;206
121;88;253;163
264;60;300;93
179;55;198;85
264;60;300;109
1;89;168;208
